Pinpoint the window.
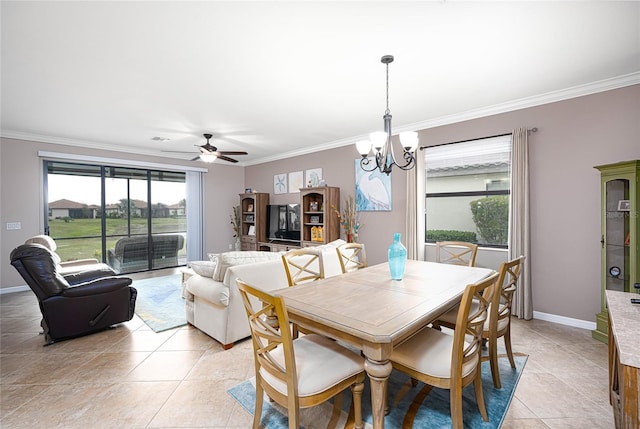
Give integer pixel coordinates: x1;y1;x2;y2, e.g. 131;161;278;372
424;135;511;248
45;161;188;272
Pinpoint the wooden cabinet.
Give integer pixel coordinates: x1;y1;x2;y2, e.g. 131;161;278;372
239;193;268;251
300;186;340;247
607;290;640;429
593;160;640;343
258;241;300;252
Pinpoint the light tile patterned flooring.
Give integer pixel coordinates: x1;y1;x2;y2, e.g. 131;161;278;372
1;269;615;428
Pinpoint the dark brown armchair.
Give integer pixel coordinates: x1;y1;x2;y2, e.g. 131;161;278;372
10;243;137;344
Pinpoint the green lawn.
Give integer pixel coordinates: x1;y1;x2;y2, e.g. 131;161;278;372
49;217;187;262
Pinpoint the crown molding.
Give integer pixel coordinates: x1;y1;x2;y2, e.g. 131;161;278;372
405;72;640;133
245;72;640;165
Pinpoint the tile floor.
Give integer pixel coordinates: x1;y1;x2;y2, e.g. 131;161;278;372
1;269;615;428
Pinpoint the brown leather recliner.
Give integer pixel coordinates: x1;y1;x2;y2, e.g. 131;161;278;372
10;243;137;344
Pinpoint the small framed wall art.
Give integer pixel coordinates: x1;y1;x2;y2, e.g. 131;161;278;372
274;173;287;194
305;168;323;187
288;171;303;193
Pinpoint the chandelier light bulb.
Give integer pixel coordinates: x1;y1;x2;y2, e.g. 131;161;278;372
369;132;387;151
356;140;372;156
400;131;419;152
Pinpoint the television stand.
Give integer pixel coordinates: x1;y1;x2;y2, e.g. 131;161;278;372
258;241;301;252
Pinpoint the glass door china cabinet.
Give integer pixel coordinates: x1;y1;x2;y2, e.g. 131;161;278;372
593;160;639;343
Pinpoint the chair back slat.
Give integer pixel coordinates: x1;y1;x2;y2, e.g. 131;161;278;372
452;272;498;374
490;256;525;333
281;248;324;286
237;279;298;396
436;241;478;267
336;243;368;273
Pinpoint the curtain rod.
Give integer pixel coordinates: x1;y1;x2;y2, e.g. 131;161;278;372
418;127;537;151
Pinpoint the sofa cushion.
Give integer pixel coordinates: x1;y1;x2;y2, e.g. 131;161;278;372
213;251;283;282
190;260;217;278
186;275;230;307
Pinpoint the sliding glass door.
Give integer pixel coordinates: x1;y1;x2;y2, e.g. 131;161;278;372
45;161;187;274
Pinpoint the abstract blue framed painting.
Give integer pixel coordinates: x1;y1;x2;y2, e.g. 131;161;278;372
355;158;392;211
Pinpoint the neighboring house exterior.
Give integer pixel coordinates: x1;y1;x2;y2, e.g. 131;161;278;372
168;202;185;216
48;199;99;219
53;199;185;219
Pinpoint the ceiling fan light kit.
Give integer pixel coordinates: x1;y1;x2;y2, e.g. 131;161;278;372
357;55;419;175
199;153;217;163
163;133;248;164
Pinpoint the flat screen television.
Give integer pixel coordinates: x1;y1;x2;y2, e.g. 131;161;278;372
266;204;301;243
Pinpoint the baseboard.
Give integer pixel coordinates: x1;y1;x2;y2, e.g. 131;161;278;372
533;310;597;331
0;285;29;295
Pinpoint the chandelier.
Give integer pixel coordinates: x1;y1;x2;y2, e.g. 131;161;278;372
356;55;419;175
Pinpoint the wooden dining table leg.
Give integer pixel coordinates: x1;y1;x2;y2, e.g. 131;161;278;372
364;357;393;429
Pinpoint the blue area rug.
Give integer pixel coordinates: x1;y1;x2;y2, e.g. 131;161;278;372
132;274;186;332
228;354;527;429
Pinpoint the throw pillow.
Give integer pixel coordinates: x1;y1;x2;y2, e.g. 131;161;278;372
190;260;217;278
208;253;219;264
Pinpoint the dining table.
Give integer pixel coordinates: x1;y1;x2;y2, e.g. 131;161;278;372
276;259;495;429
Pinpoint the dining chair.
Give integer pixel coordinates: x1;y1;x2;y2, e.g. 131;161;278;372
435;241;479;267
336;242;368;273
389;271;499;429
281;247;325;286
236;279;366;429
281;247;327;338
435;255;525;389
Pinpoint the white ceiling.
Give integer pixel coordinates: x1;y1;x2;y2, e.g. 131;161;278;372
2;1;639;166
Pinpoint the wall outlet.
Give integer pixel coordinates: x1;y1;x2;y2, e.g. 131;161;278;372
6;222;21;230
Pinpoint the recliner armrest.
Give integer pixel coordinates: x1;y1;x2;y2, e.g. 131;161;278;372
60;258;100;267
61;276;133;297
63;266;118;285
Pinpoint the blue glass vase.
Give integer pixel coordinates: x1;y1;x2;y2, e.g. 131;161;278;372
388;232;407;280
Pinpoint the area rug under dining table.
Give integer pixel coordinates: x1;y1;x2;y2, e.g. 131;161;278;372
228;354;527;429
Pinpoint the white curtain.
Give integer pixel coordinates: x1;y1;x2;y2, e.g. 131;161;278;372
186;171;205;262
406;151;425;261
509;128;532;319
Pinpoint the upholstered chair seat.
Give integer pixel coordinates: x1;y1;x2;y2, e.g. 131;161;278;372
259;333;364;398
392;329;478;379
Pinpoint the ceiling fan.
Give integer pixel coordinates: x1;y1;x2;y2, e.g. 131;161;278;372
165;133;248;163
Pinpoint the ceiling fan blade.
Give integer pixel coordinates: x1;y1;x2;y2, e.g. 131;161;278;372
217;155;239;163
191;156;200;161
217;151;248;156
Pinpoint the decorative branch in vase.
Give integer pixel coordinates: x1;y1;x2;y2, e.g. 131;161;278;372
333;195;361;243
230;205;241;250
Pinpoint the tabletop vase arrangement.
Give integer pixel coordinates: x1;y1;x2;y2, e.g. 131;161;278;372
334;195;361;243
388;232;407;280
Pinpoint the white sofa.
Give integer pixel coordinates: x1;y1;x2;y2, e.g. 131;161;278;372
183;240;346;349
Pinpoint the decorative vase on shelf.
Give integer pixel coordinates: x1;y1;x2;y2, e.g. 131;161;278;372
388;232;407;280
235;238;241;251
346;233;354;243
